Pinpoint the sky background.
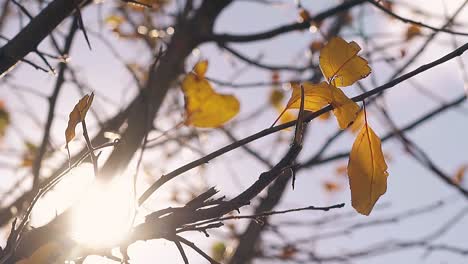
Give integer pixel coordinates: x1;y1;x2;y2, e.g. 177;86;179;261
0;0;468;263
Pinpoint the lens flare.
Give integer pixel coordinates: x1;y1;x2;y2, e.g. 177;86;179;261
71;176;134;248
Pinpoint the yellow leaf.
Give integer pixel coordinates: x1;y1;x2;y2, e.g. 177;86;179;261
194;60;208;78
318;110;331;120
330;87;360;129
182;62;239;128
319;37;371;87
348;124;389;215
65;93;94;145
286;82;333;111
283;82;359;129
349;110;365;133
15;242;59;264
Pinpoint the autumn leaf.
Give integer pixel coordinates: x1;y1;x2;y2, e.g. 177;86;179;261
348;124;389;215
309;40;324;54
279;245;298;260
349;110;365;133
405;25;422;41
330;86;360;129
65;93;94;145
285;82;333;111
323;181;341;193
318;110;331;120
319;37;371;87
453;164;467;185
283;82;359;129
182;61;240;128
298;8;311;23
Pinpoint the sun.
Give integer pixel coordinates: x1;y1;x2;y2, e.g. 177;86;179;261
70;174;135;248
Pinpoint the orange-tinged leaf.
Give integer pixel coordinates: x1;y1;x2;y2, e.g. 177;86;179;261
309;40;324;54
182;64;239;128
323;181;341;193
454;165;467;185
280;245;298;260
15;242;59;264
405;25;422;40
271;71;280;84
319;37;371;87
335;163;348;176
65;93;94;145
330;87;360;129
348;124;389;215
298;8;311;23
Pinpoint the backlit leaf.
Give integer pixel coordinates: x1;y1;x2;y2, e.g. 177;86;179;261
330;87;360;129
182;62;240;128
348;124;389;215
349;110;365;133
286;82;333;111
65;93;94;145
405;25;422;41
283;82;359;129
319;37;371;87
194;60;208;78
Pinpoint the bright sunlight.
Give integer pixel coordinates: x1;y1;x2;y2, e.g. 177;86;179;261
70;170;135;248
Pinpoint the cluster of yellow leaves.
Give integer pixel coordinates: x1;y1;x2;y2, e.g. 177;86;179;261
65;93;94;147
279;37;388;215
181;61;240;128
282;37;369;129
